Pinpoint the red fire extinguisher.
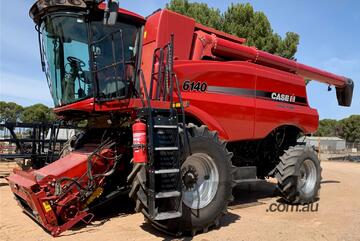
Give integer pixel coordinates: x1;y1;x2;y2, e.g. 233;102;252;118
132;119;148;163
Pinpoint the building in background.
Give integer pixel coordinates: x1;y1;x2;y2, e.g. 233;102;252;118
299;136;346;153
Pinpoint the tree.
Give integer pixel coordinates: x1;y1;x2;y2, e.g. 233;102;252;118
0;101;56;126
315;119;339;137
339;115;360;142
166;0;222;30
20;104;56;123
167;1;300;59
0;101;24;123
315;116;360;143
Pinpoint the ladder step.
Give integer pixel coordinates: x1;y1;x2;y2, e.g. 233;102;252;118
155;191;181;199
155;168;180;174
154;211;182;221
155;147;179;151
154;125;178;129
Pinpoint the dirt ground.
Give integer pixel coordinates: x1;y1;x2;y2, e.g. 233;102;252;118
1;160;360;241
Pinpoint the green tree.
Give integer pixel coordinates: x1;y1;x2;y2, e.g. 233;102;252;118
315;116;360;142
166;0;222;29
339;115;360;142
0;101;24;123
315;119;339;137
167;1;300;59
20;104;56;123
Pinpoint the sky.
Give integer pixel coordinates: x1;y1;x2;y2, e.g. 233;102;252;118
0;0;359;120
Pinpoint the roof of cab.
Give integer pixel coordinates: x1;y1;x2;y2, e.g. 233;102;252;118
97;3;146;24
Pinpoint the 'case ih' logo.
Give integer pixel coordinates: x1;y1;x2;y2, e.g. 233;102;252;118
271;93;296;103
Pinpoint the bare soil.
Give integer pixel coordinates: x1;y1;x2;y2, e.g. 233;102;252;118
1;161;359;241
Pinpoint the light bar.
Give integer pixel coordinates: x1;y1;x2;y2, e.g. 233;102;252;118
30;0;90;21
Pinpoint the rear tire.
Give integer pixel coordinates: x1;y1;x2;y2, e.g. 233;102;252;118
128;124;233;235
274;145;322;204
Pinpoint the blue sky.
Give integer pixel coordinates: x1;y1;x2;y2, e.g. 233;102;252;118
0;0;359;120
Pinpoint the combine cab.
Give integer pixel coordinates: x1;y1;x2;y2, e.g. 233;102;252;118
7;0;354;237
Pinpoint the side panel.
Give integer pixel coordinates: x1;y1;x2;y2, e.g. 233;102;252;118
174;61;319;142
254;64;319;137
174;61;256;140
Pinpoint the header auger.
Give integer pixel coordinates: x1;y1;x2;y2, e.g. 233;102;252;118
6;0;354;237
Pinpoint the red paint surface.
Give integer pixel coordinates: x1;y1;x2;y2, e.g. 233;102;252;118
51;8;348;142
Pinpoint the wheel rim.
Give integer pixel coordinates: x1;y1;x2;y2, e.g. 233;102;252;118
298;159;317;194
181;153;219;209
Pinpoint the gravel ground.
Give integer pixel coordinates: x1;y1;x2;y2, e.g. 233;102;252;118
1;160;359;241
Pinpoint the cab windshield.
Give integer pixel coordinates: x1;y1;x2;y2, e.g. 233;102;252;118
41;14;139;107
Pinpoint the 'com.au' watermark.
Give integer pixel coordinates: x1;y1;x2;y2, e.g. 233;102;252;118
266;202;319;212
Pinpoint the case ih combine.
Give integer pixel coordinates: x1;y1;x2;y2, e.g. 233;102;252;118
7;0;354;237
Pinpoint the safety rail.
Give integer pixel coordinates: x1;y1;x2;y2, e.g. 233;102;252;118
138;34;184;110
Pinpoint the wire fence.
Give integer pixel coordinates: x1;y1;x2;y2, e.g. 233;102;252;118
346;141;360;151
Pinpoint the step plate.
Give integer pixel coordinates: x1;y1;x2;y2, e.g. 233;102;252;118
154;211;182;221
155;147;179;151
154;169;179;174
155;191;181;199
154;125;178;129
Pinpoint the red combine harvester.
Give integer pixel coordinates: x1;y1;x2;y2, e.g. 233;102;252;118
7;0;354;237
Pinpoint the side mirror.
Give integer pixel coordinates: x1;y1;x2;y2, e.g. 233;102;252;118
103;0;119;25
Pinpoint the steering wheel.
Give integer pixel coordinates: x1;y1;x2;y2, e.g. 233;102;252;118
67;56;86;68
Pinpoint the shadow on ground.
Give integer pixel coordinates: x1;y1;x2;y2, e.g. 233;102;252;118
138;180;278;240
60;194;136;237
64;180;290;238
230;180;277;209
0;182;9;187
138;212;240;241
321;180;340;184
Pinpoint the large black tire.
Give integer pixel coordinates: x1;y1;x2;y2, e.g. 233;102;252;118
128;124;233;235
274;145;322;204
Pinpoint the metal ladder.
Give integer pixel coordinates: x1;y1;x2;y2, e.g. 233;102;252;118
137;35;185;221
148;109;182;220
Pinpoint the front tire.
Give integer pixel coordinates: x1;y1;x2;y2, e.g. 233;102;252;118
274;145;322;204
128;124;233;235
